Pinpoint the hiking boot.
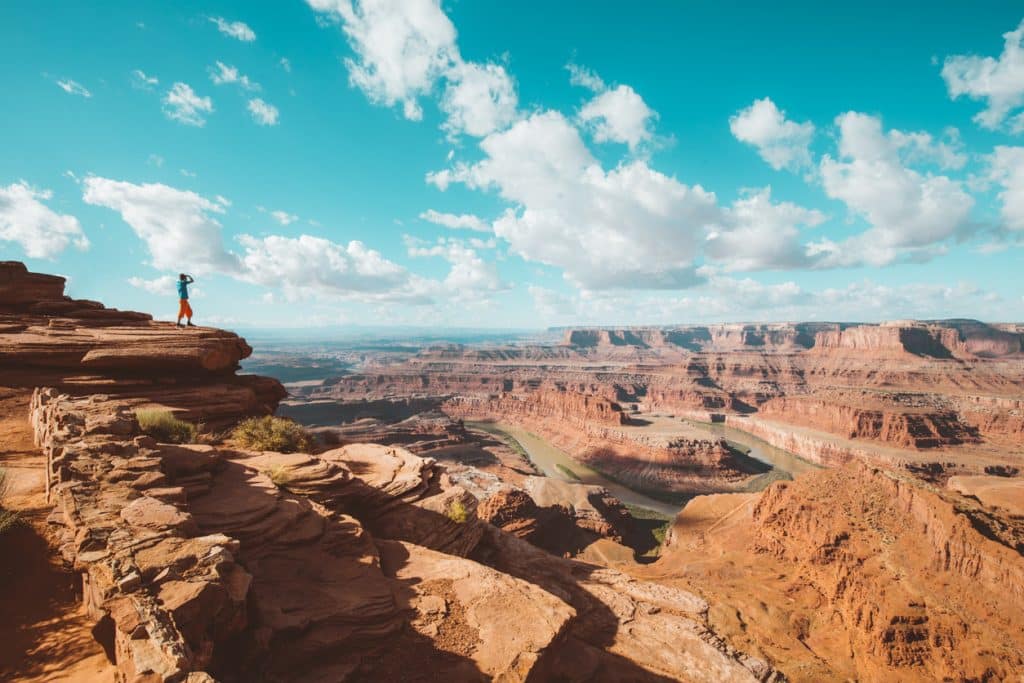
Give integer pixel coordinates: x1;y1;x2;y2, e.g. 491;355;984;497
187;322;196;327
176;322;183;328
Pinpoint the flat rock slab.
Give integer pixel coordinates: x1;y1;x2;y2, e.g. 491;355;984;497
120;496;197;535
379;540;575;682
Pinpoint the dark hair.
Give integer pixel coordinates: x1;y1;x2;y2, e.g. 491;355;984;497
179;273;187;280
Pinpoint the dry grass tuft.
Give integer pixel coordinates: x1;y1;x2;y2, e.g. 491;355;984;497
0;469;21;535
135;409;197;444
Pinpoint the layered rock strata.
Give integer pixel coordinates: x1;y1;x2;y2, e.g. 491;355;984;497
0;261;285;427
314;318;1024;478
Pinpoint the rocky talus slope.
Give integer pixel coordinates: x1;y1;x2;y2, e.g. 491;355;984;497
3;263;779;682
650;463;1024;681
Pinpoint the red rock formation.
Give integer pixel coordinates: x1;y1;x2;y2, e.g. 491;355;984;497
0;262;285;426
477;486;597;556
319;318;1023;477
26;380;774;682
449;384;629;427
561;323;833;352
5;262;782;683
748;464;1024;679
31;389;253;680
653;463;1024;681
812;319;1024;359
1;262;252;374
758;396;981;448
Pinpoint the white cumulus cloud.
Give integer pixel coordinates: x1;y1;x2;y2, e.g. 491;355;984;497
812;112;975;266
0;182;89;258
529;285;576;318
56;78;91;98
942;19;1024;131
82;177;239;273
247;98;279;126
441;60;518;137
706;187;826;271
85;177;443;304
306;0;457;121
209;61;260;91
210;16;256;42
406;236;504;298
419;209;490;232
127;274;178;295
566;63;606;92
430;111;719;289
238;234;430;302
989;145;1024;231
270;210;299;225
888;127;967;170
730;97;814;171
163;82;214;126
579;84;656;151
307;0;518;138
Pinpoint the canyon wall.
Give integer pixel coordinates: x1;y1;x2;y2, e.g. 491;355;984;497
655;462;1024;681
558;320;1024;359
317;317;1023;481
748;464;1024;679
446;383;629;427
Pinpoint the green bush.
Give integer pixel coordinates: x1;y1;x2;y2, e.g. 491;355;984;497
232;416;310;453
0;468;20;536
446;499;469;524
135;409;197;443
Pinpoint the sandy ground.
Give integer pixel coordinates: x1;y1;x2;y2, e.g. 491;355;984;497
0;389;115;682
947;475;1024;515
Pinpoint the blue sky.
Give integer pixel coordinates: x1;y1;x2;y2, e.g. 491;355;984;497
2;1;1023;328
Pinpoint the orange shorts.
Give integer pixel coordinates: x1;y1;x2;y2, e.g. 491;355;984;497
178;299;193;319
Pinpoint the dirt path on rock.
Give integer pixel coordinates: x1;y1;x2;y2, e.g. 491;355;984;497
0;389;115;682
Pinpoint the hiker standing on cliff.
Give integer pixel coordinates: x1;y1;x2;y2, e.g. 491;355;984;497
176;273;195;328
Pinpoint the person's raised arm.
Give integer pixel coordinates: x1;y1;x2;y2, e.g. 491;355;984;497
186;275;195;284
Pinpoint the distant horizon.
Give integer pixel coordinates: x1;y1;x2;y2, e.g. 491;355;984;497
3;2;1024;327
233;317;1022;341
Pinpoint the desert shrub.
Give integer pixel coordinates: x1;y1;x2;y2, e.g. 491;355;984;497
262;464;294;490
446;499;469;524
232;416;310;453
0;468;20;535
135;409;197;444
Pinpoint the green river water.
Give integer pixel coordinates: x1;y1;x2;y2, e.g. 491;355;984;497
470;418;818;519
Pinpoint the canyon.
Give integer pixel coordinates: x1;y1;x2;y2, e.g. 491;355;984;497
307;319;1024;480
2;260;1023;682
286;319;1024;680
